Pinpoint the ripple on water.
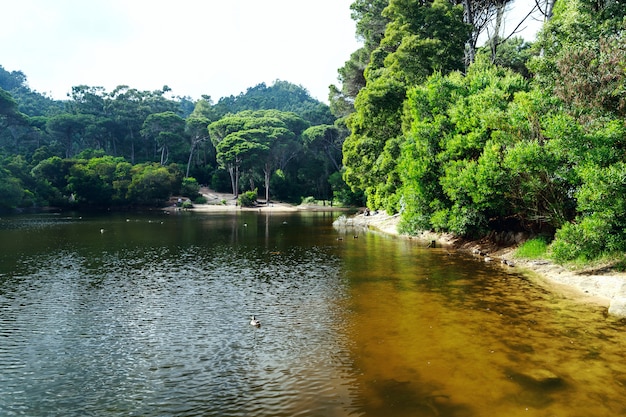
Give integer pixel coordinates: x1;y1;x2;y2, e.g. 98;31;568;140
0;242;358;417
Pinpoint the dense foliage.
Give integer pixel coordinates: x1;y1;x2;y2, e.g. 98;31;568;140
0;71;359;210
332;0;626;263
3;0;626;264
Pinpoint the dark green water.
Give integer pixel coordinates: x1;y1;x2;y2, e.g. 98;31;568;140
0;211;624;416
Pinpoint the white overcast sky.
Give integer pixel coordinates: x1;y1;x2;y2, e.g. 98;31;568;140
1;0;361;103
1;0;542;104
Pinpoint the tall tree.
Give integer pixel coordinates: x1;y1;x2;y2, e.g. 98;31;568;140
184;115;212;178
140;111;186;165
208;110;307;199
343;0;470;211
330;0;390;118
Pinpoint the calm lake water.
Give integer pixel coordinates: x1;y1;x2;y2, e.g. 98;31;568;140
0;211;625;417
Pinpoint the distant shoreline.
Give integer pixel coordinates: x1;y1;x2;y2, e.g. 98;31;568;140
179;188;352;213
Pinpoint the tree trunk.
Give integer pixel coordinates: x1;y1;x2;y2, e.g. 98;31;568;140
490;1;506;63
186;141;196;178
264;163;271;204
462;0;477;67
545;0;556;20
227;164;237;197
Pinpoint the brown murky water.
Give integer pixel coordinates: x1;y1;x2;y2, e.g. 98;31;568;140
0;212;624;416
340;231;626;416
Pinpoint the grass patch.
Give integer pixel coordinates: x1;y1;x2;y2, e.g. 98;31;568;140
514;237;549;259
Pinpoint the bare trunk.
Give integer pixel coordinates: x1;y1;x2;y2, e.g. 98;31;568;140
129;128;135;165
227;164;237;197
325;147;342;172
160;146;168;165
264;163;271;204
462;0;477;67
233;164;239;198
490;1;505;62
186;141;196;178
542;0;556;21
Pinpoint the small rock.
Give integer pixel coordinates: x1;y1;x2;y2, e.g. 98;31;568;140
608;296;626;318
501;259;515;267
512;368;564;389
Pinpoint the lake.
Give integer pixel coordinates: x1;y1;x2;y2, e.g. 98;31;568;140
0;211;625;417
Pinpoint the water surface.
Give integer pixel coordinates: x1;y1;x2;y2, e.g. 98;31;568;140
0;211;624;416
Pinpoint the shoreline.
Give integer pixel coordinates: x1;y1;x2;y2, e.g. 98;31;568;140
185;188;626;317
184;201;350;213
342;211;626;317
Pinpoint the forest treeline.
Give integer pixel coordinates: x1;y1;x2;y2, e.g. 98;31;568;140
1;0;625;263
0;75;361;211
331;0;626;263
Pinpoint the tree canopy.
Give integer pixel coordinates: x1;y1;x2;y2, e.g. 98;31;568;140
0;76;352;210
3;0;626;263
334;0;626;262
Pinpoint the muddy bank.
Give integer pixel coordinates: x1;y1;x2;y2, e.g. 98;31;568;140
337;211;626;317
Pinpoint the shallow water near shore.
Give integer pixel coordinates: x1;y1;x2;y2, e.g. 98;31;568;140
0;211;625;416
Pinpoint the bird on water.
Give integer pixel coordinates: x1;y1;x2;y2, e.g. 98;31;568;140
250;316;261;327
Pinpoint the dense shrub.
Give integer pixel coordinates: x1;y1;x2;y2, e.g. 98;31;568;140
180;177;200;198
238;190;258;207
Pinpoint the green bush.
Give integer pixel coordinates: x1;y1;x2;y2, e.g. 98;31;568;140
180;177;200;198
194;196;207;204
181;200;193;209
551;215;616;262
238;190;258;207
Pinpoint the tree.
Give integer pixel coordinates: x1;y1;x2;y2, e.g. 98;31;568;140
398;61;532;236
208;110;306;200
67;157;115;206
67;85;107;116
31;156;70;191
303;125;344;172
0;167;24;209
343;0;470;212
185;115;212;178
46;113;91;158
0;65;61;116
330;0;391;118
140;111;186;165
215;131;264;197
127;163;178;205
213;81;333;125
106;86;179;163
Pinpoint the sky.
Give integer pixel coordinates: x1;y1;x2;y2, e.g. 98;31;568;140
0;0;361;103
1;0;544;104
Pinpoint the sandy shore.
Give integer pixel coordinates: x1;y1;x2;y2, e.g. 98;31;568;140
342;211;626;317
170;188;349;213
